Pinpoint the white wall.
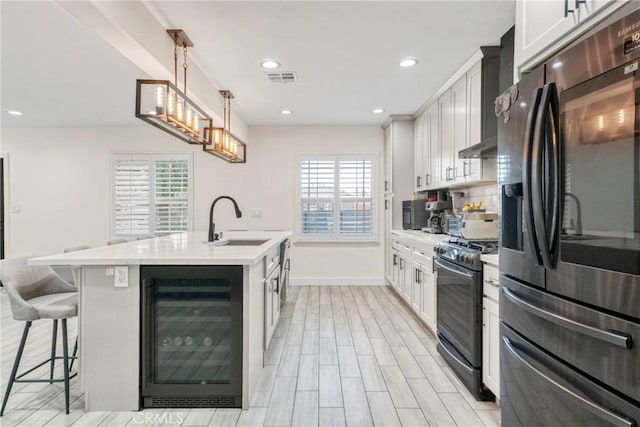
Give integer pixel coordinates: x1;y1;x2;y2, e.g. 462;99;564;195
1;125;384;282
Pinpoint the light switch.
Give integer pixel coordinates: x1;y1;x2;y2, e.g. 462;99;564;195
114;266;128;287
251;209;263;218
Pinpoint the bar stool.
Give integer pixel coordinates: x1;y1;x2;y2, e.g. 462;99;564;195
0;257;79;416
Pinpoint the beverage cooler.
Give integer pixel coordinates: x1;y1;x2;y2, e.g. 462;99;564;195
140;265;243;408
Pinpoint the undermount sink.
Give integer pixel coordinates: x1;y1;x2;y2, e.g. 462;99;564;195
208;239;270;246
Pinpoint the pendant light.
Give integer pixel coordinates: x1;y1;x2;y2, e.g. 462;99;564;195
203;90;246;163
134;29;246;163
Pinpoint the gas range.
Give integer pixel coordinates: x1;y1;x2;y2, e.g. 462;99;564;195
434;238;498;271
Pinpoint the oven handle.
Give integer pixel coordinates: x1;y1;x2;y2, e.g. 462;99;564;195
503;287;633;350
433;257;475;280
503;336;635;427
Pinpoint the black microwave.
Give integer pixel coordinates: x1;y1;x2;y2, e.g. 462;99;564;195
402;200;428;230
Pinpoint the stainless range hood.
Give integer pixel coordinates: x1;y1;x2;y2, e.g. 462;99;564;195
458;135;497;159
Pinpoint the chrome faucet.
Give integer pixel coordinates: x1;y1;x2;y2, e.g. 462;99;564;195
208;196;243;242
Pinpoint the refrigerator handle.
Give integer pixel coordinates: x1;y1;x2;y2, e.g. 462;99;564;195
502;336;635;427
532;83;554;269
547;83;561;266
523;87;544;266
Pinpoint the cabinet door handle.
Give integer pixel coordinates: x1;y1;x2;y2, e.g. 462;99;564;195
425;173;430;185
484;279;499;288
385;180;390;192
575;0;586;8
463;161;469;178
393;254;398;266
385;199;390;210
417;176;422;187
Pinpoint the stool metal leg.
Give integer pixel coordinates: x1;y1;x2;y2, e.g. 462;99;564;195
69;337;78;371
1;321;32;416
50;320;58;383
61;319;70;415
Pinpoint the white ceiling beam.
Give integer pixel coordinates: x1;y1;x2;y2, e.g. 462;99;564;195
55;0;248;141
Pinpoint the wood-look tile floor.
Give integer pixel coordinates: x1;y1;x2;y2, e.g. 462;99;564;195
0;286;500;426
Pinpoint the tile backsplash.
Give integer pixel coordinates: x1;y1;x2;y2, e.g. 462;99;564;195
451;183;500;213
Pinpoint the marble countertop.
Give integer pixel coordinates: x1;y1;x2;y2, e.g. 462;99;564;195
390;229;450;245
29;231;291;266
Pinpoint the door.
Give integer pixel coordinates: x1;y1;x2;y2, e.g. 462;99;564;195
414;115;424;191
545;61;640;320
420;265;436;332
482;296;500;396
439;89;454;184
428;102;440;189
384;125;392;194
498;65;546;289
501;324;640;427
141;265;243;401
452;75;467;183
0;158;4;260
434;257;482;366
422;109;432;188
466;60;483;182
411;261;422;312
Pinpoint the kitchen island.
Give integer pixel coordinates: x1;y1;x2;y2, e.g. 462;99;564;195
29;231;291;412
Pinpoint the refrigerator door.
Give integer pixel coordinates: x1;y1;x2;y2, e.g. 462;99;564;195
501;324;640;427
498;66;546;289
546;58;640;320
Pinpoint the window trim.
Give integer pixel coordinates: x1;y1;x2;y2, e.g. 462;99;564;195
110;152;193;239
296;153;378;242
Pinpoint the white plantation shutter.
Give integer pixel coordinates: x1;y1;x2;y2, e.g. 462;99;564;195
300;158;335;235
154;159;190;233
114;159;151;236
298;154;376;240
339;158;373;235
112;154;192;238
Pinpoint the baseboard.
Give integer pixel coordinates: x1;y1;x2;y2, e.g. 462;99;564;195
289;277;385;286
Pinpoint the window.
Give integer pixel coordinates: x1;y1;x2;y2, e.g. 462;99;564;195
112;154;192;238
298;154;376;240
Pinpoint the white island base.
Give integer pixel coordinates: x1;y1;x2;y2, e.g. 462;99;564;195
30;231;291;412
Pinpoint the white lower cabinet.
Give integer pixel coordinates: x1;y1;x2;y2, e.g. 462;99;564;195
482;263;500;396
420;265;436;332
388;232;438;335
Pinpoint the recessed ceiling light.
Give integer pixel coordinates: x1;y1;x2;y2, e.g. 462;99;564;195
552;61;563;69
372;108;385;114
279;109;293;115
260;59;281;70
399;57;419;68
6;110;23;116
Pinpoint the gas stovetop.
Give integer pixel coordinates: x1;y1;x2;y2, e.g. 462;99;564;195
434;239;498;271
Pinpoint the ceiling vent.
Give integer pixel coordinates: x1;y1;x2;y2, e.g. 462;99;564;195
266;72;298;84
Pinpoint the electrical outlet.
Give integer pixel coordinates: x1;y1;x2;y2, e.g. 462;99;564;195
11;205;20;213
114;266;128;287
251;209;263;218
105;267;114;277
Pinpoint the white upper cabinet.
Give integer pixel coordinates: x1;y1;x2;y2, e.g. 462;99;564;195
413;114;425;192
515;0;627;73
426;102;440;189
451;75;467;184
439;89;454;185
465;60;485;182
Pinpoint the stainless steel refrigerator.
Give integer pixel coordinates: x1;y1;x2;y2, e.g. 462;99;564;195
498;5;640;426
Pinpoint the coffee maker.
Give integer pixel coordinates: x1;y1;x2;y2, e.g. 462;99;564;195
423;191;452;234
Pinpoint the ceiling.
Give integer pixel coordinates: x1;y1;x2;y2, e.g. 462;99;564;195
1;1;515;128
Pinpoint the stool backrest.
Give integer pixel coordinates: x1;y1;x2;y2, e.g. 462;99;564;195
0;257;77;321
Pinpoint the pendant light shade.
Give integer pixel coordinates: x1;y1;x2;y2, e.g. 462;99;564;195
134;29;246;163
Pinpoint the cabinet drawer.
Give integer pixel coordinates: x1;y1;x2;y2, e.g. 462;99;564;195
412;243;434;268
264;246;281;276
483;264;499;301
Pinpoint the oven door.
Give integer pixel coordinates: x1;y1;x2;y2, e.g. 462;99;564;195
546;60;640;320
434;257;482;366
